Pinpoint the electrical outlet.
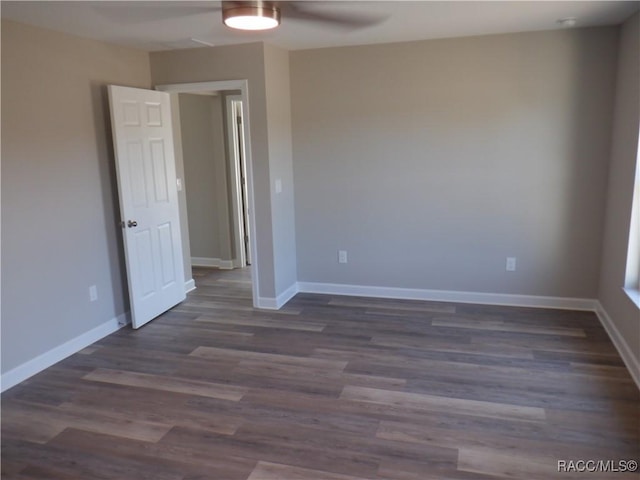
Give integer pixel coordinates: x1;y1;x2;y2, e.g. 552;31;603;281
89;285;98;302
506;257;517;272
338;250;348;264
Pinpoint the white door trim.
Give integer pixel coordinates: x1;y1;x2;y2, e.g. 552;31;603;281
225;94;246;269
156;80;259;308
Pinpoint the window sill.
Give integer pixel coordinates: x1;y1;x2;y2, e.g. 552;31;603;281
623;288;640;310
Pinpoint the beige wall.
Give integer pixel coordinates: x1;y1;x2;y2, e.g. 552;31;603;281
264;44;297;293
178;93;232;262
150;43;297;300
598;14;640;364
290;28;617;298
1;20;151;373
169;93;193;282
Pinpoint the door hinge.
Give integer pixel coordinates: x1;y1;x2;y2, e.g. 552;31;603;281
244;235;249;244
236;116;242;125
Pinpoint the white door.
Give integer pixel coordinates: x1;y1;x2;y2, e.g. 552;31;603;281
108;85;185;329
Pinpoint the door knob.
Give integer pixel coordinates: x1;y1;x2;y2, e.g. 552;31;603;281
127;220;138;228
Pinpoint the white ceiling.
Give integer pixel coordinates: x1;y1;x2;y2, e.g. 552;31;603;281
2;1;638;52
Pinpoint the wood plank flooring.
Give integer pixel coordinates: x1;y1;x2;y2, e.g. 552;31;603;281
2;267;638;479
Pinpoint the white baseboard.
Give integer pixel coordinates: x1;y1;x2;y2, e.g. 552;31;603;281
595;301;640;390
116;311;131;326
276;283;299;308
232;258;243;269
191;257;234;269
296;281;597;311
1;316;125;393
256;297;278;309
185;278;196;293
257;283;299;310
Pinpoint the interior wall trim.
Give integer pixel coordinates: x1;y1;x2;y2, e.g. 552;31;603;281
1;315;126;393
257;282;299;310
595;301;640;390
191;257;234;269
296;281;597;311
185;278;196;293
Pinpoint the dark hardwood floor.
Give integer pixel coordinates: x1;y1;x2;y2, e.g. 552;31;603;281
2;267;639;479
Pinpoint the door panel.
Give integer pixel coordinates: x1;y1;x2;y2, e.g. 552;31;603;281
150;140;169;202
158;222;176;287
108;85;185;328
127;141;148;207
134;229;156;297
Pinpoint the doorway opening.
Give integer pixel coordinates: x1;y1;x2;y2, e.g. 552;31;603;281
155;80;259;308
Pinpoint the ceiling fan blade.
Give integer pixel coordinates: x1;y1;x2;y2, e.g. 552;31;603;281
281;2;388;30
91;2;219;24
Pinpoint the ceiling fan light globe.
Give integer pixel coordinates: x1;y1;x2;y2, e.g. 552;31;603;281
223;6;280;31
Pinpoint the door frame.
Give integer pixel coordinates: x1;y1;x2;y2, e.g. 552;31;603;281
156;80;259;308
225;94;249;269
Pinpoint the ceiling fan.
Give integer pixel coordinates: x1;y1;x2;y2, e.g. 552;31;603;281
221;1;386;31
92;1;387;32
223;1;281;30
